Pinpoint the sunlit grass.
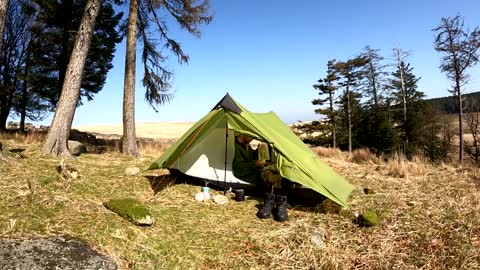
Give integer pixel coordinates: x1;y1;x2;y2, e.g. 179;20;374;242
1;134;479;269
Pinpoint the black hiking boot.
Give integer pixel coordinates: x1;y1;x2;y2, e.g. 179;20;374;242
274;195;288;222
257;193;275;219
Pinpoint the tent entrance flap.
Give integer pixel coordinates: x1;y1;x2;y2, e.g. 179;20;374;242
171;119;251;185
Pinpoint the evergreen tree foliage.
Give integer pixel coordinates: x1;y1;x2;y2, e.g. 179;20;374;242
387;61;425;155
360;46;387;110
334;56;368;153
28;0;123;108
0;0;39;130
312;60;339;147
121;0;212;156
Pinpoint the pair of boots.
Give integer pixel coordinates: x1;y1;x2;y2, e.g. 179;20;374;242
256;193;288;222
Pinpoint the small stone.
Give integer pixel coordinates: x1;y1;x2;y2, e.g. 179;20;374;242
68;140;87;156
0;141;3;151
136;215;155;226
310;228;326;247
213;194;228;205
56;159;80;182
363;187;375;194
125;167;141;176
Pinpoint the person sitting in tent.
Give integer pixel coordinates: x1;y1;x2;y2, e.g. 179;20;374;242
232;134;265;185
232;134;289;222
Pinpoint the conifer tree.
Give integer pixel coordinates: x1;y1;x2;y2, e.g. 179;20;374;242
121;0;212;156
433;15;480;163
334;56;368;153
312;60;339;148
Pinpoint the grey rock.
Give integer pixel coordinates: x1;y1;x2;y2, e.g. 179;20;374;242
0;236;117;270
125;167;141;176
136;215;155;226
68;140;87;156
310;228;326;248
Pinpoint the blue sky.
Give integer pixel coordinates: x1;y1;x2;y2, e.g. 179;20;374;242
27;0;480;126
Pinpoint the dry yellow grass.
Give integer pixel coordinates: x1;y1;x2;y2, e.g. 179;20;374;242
349;148;379;164
312;146;345;159
75;122;193;139
1;133;480;269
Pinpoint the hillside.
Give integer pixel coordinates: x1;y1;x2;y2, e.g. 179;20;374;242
427;91;480;113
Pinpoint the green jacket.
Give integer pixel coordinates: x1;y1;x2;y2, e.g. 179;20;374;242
232;141;261;184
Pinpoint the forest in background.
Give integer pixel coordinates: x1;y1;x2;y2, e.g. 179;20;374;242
303;15;480;164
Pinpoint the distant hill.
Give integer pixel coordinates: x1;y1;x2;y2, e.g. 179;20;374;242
426;91;480;114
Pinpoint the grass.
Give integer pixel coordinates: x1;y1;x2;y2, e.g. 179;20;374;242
312;146;344;159
349;148;380;164
1;135;480;269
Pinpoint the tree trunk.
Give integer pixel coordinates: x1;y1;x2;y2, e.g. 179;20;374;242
370;62;379;110
456;82;464;163
333;123;337;149
399;63;408;144
328;89;336;148
0;84;14;131
0;0;10;54
42;0;101;157
346;83;352;153
20;46;31;133
57;0;74;103
121;0;139;157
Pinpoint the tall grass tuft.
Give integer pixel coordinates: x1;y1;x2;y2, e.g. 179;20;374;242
313;146;344;159
386;152;429;178
349;148;378;164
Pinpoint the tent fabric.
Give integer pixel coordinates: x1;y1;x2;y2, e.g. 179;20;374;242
148;94;354;208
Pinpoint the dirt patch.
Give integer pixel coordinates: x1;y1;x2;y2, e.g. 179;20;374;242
0;236;116;270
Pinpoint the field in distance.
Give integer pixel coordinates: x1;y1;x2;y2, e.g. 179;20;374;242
75;122;194;139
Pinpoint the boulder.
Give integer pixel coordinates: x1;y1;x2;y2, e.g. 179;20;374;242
68;140;87;156
125;167;141;176
0;236;117;270
104;198;154;226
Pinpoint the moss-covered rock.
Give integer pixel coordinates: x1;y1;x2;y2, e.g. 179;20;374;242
319;199;342;214
104;198;154;226
357;209;380;227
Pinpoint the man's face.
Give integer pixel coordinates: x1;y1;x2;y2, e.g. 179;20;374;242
238;135;254;145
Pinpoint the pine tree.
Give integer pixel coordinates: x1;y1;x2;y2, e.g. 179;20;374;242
334;56;368;153
312;60;339;148
28;0;122;108
360;46;387;111
433;15;480;163
0;0;35;130
42;0;102;156
121;0;212;156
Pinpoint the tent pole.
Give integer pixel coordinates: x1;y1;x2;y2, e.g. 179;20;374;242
223;119;228;195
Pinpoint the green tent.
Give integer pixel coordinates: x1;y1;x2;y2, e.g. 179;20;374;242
149;94;354;208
